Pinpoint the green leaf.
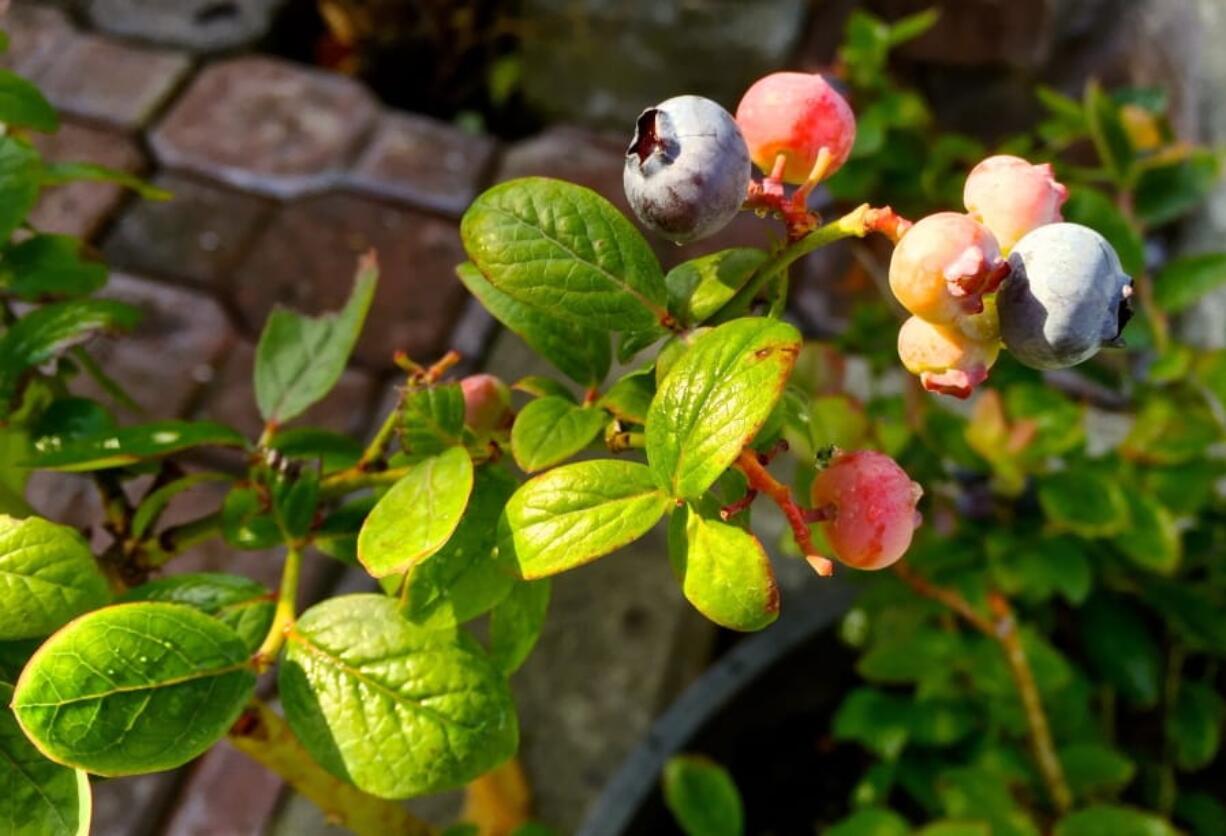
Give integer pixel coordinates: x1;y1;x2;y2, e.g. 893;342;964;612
1176;792;1226;836
0;300;140;415
401;465;518;630
1060;743;1136;799
646;318;800;499
1079;593;1162;707
279;594;517;798
488;578;550;675
1038;470;1129;538
1135;149;1220;226
31;397;116;443
118;573;274;655
501;459;670;579
1113;486;1180;574
271;465;319;542
1143;581;1226;656
886;7;940;44
0;515;110;640
665;248;766;327
220;485;282;550
598;369;654;425
0;68;57;131
1167;681;1224;771
827;809;909;836
857;629;962;684
456;263;610;387
662;755;744;836
357;446;474;578
399;384;465;459
1154;252;1226;313
513;376;575;401
1062;187;1144;275
40;162;170;201
254;255;377;424
12;602;256;775
268;428;362;471
0;682;91;836
0;425;32;516
462;178;666;332
510;396;605;472
0;136;41;242
1085;81;1134;184
833;688;911;760
810;394;870;450
1055;805;1178;836
988;534;1091;605
667;501;778;632
1123;396;1220;465
917;824;992;836
937;767;1039;836
0;638;39;682
130;472;232;540
0;235;107;300
29;420;246;472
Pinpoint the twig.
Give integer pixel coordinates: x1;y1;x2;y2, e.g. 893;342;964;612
734;449;834;576
893;564;1073;812
229;700;436;836
254;544;301;669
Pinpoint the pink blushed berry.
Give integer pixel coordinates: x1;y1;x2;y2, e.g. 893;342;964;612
460;374;512;435
963;155;1068;252
897;315;999;399
735;72;856;184
809;450;923;571
888;212;1005;325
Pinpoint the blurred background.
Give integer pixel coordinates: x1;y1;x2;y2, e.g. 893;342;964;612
6;0;1224;833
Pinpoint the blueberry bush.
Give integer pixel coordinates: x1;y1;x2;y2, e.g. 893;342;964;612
1;8;1224;836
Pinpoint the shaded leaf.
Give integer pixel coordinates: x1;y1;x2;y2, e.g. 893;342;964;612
254;255;376;424
29;420;246;472
662;755;744;836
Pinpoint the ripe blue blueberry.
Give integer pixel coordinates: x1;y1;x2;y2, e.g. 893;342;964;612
624;95;750;244
998;222;1133;370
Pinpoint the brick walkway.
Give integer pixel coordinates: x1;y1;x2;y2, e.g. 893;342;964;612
4;3;727;832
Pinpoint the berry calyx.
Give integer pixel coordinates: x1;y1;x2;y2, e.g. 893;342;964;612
963;155;1068;252
735;72;856;185
460;374;512;435
623;95;751;244
997;222;1133;370
897;315;1000;399
888;212;1006;324
809;450;922;571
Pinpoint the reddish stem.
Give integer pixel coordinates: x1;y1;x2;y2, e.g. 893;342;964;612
734;450;834;576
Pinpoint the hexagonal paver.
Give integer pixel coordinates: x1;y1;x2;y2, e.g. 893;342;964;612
230;194;469;368
29;121;146;239
345;111;498;216
103;173;274;287
151;57;378;199
72;274;237;419
35;32;192;130
196;339;377;439
88;0;284;53
1;3;75;78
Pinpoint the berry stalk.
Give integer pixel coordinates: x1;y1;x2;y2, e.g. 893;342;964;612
734;449;835;577
710;203;910;324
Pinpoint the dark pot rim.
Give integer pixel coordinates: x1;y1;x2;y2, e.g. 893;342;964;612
577;578;857;836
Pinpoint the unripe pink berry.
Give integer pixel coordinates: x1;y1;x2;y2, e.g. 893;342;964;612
809;450;922;571
897;315;999;399
735;72;856;184
888;212;1004;325
460;374;512;434
963;155;1068;252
